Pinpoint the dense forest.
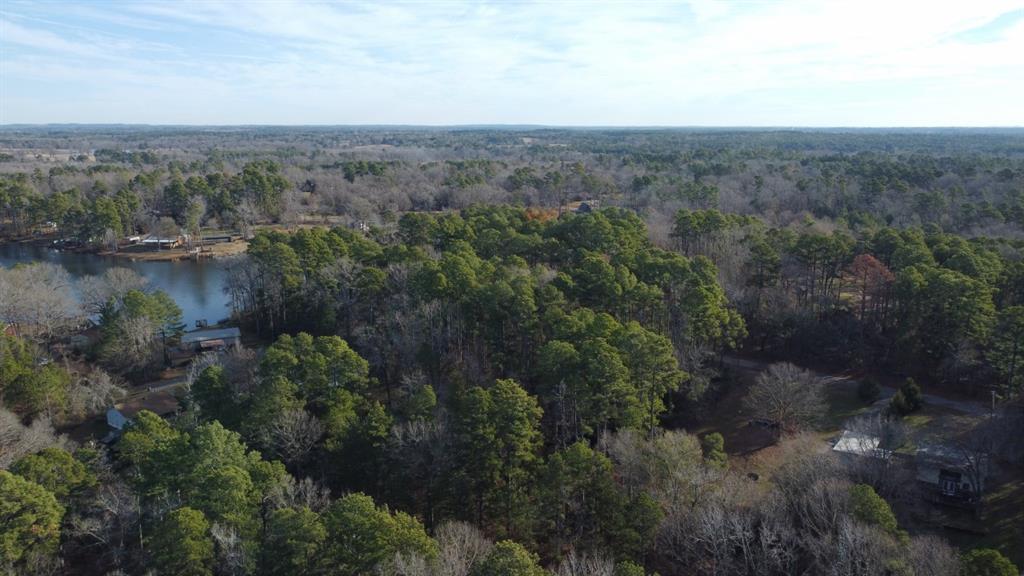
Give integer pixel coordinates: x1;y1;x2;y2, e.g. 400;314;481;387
2;127;1023;576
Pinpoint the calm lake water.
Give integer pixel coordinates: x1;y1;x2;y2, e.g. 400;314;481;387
0;243;232;328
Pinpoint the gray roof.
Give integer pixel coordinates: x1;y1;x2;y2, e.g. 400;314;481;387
916;444;964;462
107;408;129;430
915;444;988;473
181;327;241;344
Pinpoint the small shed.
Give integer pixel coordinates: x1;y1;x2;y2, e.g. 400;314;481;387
180;327;241;352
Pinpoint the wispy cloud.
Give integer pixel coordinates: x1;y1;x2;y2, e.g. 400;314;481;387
1;0;1022;125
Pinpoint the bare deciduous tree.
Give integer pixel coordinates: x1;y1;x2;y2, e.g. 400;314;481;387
744;362;825;437
99;314;158;373
0;406;67;469
79;268;148;315
389;418;451;529
68;368;126;419
211;523;249;576
66;478;140;571
555;550;615;576
186;348;258;399
825;519;898;576
261;409;324;467
267;475;331;513
387;551;431;576
908;535;959;576
796;478;852;541
0;262;83;340
433;521;493;576
657;497;734;576
773;433;842;517
382;521;494;576
152;216;179;241
602;428;714;511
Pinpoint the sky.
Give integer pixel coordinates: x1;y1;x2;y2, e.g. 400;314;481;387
1;1;1023;126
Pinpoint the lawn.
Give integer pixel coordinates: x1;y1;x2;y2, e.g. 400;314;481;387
979;472;1024;567
902;405;982;452
821;383;872;433
939;467;1024;568
688;366;776;456
691;370;880;455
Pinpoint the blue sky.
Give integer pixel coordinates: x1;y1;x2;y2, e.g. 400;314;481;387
1;1;1022;126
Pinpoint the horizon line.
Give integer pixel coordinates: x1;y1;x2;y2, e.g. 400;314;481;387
2;123;1023;131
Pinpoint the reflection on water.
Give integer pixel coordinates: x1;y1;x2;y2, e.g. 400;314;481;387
0;243;232;328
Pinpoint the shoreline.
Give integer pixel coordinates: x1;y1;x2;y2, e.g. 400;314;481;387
97;240;249;262
0;235;249;262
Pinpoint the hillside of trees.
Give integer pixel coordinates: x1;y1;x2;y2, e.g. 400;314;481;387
2;128;1023;575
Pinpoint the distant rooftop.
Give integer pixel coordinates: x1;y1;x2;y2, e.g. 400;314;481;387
142;235;181;243
106;408;129;430
181;327;241;344
916;444;983;466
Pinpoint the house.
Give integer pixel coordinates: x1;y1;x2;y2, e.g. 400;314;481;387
833;430;891;460
142;235;183;249
915;444;988;504
180;327;241;353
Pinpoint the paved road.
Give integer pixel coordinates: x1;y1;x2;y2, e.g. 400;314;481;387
722;355;988;416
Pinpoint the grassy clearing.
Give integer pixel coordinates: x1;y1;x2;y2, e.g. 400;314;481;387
688;366;778;457
979;472;1024;566
903;406;980;450
694;371;879;454
821;384;871;433
901;412;933;429
940;469;1024;568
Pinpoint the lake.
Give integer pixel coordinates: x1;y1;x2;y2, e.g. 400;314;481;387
0;243;233;328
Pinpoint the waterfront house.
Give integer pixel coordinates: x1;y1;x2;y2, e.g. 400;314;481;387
180;327;241;353
142;234;183;249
